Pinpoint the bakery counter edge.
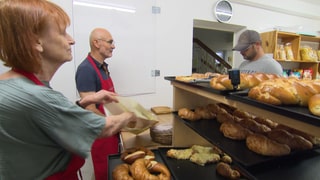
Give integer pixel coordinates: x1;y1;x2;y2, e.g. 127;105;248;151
165;77;320;138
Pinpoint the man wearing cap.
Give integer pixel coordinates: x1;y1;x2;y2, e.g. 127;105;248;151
233;30;283;75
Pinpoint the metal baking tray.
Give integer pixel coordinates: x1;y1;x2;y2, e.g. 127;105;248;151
157;147;255;180
228;92;320;127
108;149;174;180
174;113;320;168
164;76;242;95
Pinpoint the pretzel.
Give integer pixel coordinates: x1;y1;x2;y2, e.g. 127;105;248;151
130;159;171;180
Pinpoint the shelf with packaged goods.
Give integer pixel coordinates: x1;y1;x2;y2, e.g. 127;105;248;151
300;35;320;76
260;30;320;79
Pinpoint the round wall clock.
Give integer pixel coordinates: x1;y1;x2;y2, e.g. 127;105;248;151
214;0;233;23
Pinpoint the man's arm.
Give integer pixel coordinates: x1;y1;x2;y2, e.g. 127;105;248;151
79;91;105;116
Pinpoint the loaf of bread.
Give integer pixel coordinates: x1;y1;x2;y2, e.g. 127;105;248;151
220;121;253;140
253;116;278;129
275;124;320;145
248;77;320;106
246;133;291;156
238;118;271;134
267;129;313;150
178;104;219;121
210;73;279;90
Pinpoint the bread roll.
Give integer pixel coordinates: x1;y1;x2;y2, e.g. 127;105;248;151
220;121;253;140
246;133;291;156
216;162;241;180
178;108;201;121
309;94;320;116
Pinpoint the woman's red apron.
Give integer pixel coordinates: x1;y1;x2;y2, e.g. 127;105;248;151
87;55;119;180
13;68;85;180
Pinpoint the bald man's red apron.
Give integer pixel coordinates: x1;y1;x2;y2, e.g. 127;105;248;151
13;69;85;180
87;55;119;180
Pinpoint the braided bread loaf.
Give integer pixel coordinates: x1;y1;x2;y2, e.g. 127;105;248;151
248;77;320;106
209;73;279;90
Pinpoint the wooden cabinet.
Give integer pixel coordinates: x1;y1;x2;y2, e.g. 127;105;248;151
260;30;320;79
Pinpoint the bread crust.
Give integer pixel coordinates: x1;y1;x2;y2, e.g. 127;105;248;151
121;147;155;164
267;129;313;150
220;121;252;140
216;162;241;180
210;73;279;90
130;159;171;180
309;94;320;116
246;133;291;156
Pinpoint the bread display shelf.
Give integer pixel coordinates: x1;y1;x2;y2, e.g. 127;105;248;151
163;76;320;179
228;92;320;127
174;112;319;167
108;145;320;180
165;76;320;128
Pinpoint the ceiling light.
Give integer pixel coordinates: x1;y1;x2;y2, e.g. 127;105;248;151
73;0;136;13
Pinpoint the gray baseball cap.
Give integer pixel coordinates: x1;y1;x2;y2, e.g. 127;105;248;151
232;30;261;51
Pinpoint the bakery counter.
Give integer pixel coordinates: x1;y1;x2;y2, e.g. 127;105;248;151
166;78;320;138
120;113;174;151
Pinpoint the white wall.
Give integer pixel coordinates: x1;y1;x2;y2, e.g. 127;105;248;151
26;0;320;109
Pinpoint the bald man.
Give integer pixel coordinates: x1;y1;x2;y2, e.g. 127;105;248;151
75;28;117;180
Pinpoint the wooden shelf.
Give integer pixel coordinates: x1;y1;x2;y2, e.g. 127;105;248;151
260;30;320;79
